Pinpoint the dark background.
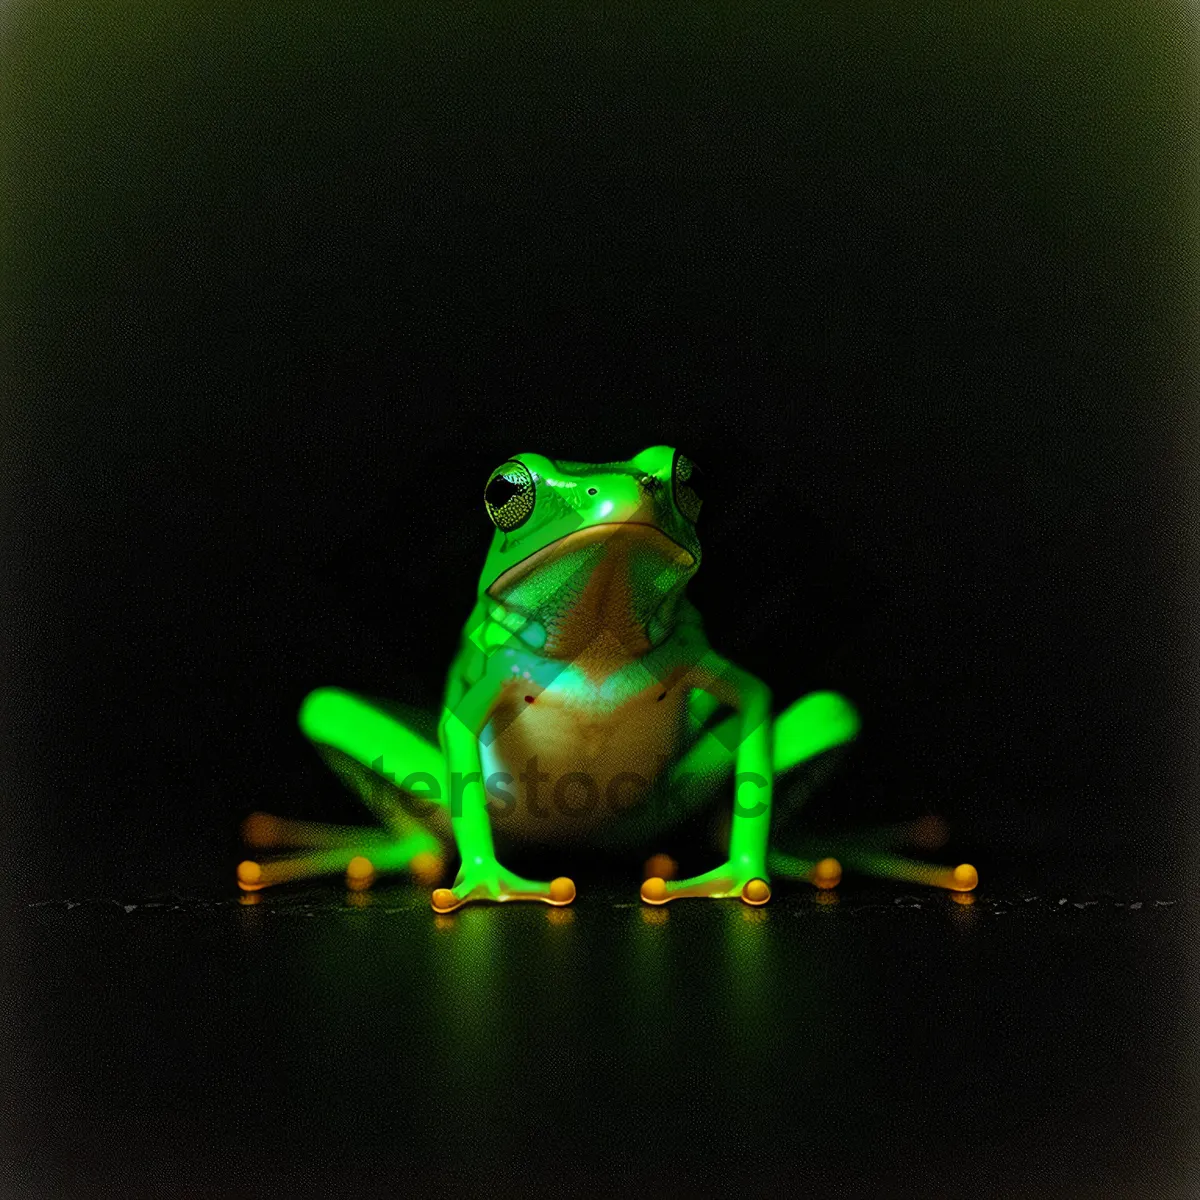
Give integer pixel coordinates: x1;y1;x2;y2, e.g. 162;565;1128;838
2;2;1198;1197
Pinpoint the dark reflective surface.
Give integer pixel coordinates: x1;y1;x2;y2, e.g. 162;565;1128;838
8;883;1196;1198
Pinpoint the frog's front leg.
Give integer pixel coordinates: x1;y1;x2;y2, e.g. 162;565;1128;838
641;652;774;907
431;656;575;913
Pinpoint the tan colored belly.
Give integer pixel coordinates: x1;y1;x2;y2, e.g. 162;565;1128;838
479;684;688;844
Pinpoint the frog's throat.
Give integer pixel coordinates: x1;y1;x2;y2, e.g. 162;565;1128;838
485;522;695;597
485;522;696;663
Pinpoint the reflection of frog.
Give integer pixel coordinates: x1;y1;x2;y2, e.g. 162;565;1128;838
238;446;977;910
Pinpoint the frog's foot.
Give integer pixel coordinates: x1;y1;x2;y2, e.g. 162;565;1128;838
237;814;444;893
838;849;978;892
770;846;976;892
430;868;576;913
640;861;770;906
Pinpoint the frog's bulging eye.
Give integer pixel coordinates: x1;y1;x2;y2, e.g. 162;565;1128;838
672;451;704;523
484;461;535;532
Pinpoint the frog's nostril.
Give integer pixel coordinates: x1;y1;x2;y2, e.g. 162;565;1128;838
587;487;598;495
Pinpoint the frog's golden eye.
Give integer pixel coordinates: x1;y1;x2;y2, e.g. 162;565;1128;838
484;461;535;532
672;451;704;523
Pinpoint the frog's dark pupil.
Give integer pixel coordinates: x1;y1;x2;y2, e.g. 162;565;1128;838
684;463;704;500
486;476;522;509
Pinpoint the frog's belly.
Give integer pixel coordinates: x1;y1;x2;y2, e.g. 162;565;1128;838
480;688;688;844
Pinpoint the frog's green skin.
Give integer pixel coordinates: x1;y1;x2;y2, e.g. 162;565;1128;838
260;446;869;911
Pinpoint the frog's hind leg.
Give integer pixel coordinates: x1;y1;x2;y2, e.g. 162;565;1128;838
772;697;979;891
639;690;862;905
768;817;978;894
839;850;978;892
772;690;862;775
671;689;862;793
768;849;977;894
237;688;448;893
236;836;445;893
658;689;979;896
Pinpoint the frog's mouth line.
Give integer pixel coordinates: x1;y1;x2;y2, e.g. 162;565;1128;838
487;522;696;597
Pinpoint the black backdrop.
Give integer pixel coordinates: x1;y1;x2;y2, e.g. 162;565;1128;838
4;5;1200;1197
5;1;1196;900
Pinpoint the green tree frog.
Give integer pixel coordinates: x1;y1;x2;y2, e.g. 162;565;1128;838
238;446;978;910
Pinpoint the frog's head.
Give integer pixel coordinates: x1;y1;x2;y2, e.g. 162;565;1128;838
477;446;703;654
